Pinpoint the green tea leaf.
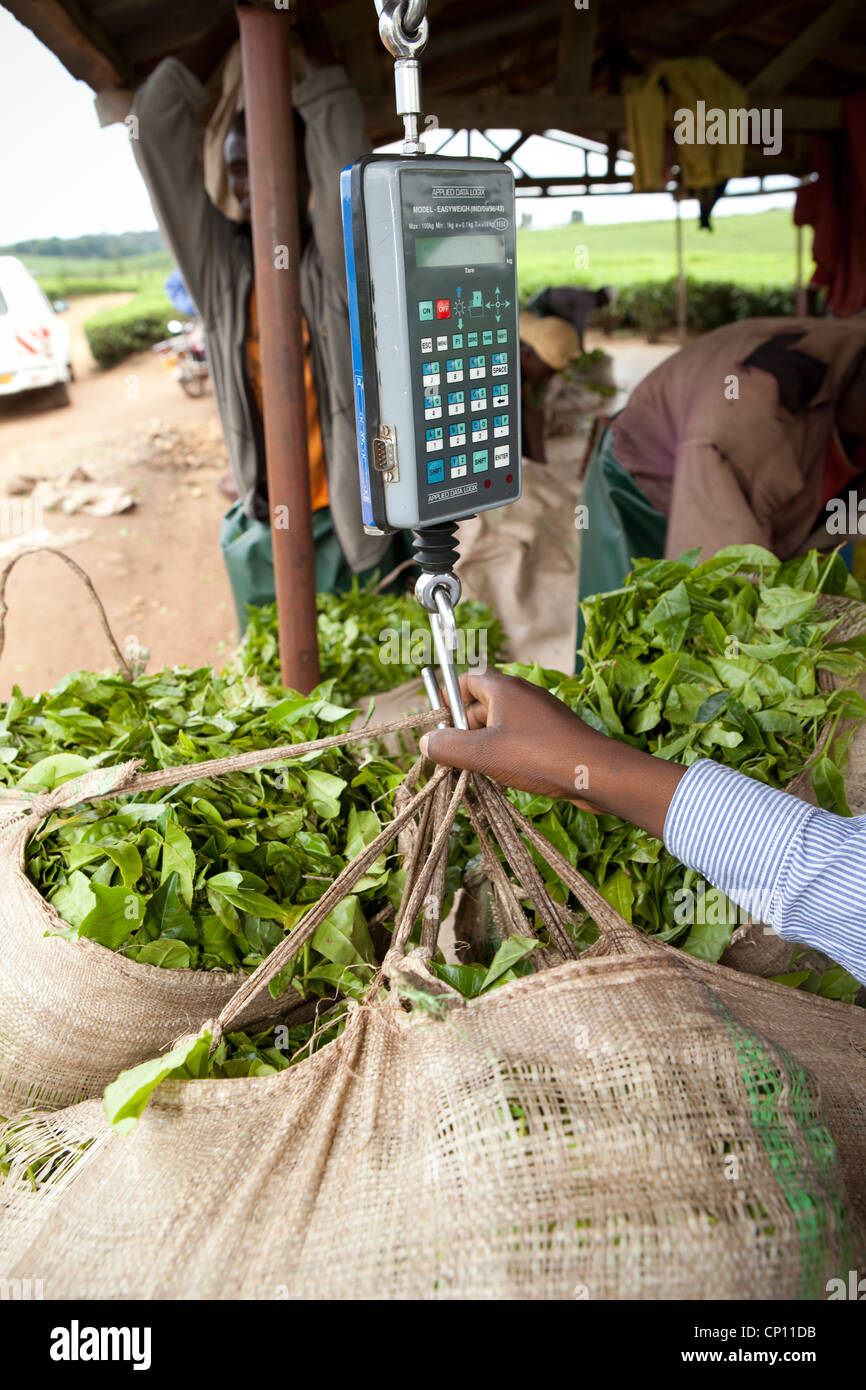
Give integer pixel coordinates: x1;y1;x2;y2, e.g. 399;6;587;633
756;586;817;630
133;939;193;968
769;970;811;989
17;753;93;791
811;754;851;816
681;917;734;963
143;871;195;938
431;961;487;999
104;1027;212;1134
78;882;145;949
49;869;96;930
598;869;634;923
480;934;538;991
816;965;861;1001
311;895;376;968
101;841;142;891
206;870;290;922
161;817;196;905
303;768;347;819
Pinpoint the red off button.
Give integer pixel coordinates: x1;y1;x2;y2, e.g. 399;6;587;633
435;299;450;319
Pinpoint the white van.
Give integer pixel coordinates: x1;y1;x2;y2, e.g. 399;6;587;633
0;256;72;404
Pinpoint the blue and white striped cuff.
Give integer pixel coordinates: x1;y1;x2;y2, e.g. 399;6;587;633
663;759;814;929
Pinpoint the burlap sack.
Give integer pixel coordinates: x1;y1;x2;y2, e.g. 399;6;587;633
0;705;445;1119
5;880;864;1301
456;456;580;674
0;761;239;1117
0;550;243;1115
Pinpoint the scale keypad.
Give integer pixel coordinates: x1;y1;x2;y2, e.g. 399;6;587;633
416;308;513;494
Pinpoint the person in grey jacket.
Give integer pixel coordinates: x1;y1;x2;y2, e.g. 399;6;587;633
131;13;400;629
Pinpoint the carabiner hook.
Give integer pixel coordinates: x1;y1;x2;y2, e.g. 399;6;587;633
415;570;468;732
430;585;468;731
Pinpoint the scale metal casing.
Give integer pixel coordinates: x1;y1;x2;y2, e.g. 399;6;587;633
341;156;521;534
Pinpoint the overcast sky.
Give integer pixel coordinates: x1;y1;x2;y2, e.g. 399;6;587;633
1;4;799;244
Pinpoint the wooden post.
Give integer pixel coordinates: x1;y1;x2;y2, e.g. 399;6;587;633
238;5;320;692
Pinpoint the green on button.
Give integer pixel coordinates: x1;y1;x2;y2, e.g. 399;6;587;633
418;300;434;321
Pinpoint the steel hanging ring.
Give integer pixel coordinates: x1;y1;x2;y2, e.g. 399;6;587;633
378;0;429;59
403;0;427;32
414;570;461;614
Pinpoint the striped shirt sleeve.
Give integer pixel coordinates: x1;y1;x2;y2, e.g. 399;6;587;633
663;759;866;986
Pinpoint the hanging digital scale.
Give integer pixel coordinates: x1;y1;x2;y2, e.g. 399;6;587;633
341;0;522;726
341;155;521;534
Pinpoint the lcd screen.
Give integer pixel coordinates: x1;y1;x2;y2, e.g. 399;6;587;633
415;233;505;268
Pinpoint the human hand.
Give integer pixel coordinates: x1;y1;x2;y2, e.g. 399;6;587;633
419;670;688;840
419;670;603;803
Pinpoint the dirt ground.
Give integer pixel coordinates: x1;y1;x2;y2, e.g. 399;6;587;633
0;299;676;698
0;295;237;697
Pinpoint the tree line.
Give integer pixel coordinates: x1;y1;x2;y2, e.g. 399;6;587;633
0;230;165;259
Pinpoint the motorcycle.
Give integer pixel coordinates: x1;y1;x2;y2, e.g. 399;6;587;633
153;318;209;398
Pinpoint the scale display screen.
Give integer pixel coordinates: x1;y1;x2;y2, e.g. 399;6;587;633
415;232;505;268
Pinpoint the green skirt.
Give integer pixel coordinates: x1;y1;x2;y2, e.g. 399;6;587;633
577;418;668;650
219;501;412;634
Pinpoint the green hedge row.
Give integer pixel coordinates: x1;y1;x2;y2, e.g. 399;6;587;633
596;279;795;339
41;275;150;299
83;289;176;368
80;276;793;370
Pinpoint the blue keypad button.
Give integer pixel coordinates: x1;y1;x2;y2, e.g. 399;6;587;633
472;449;489;472
427;459;445;484
492;352;507;365
445;358;463;372
419;301;434;321
421;361;441;376
447;390;464;405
